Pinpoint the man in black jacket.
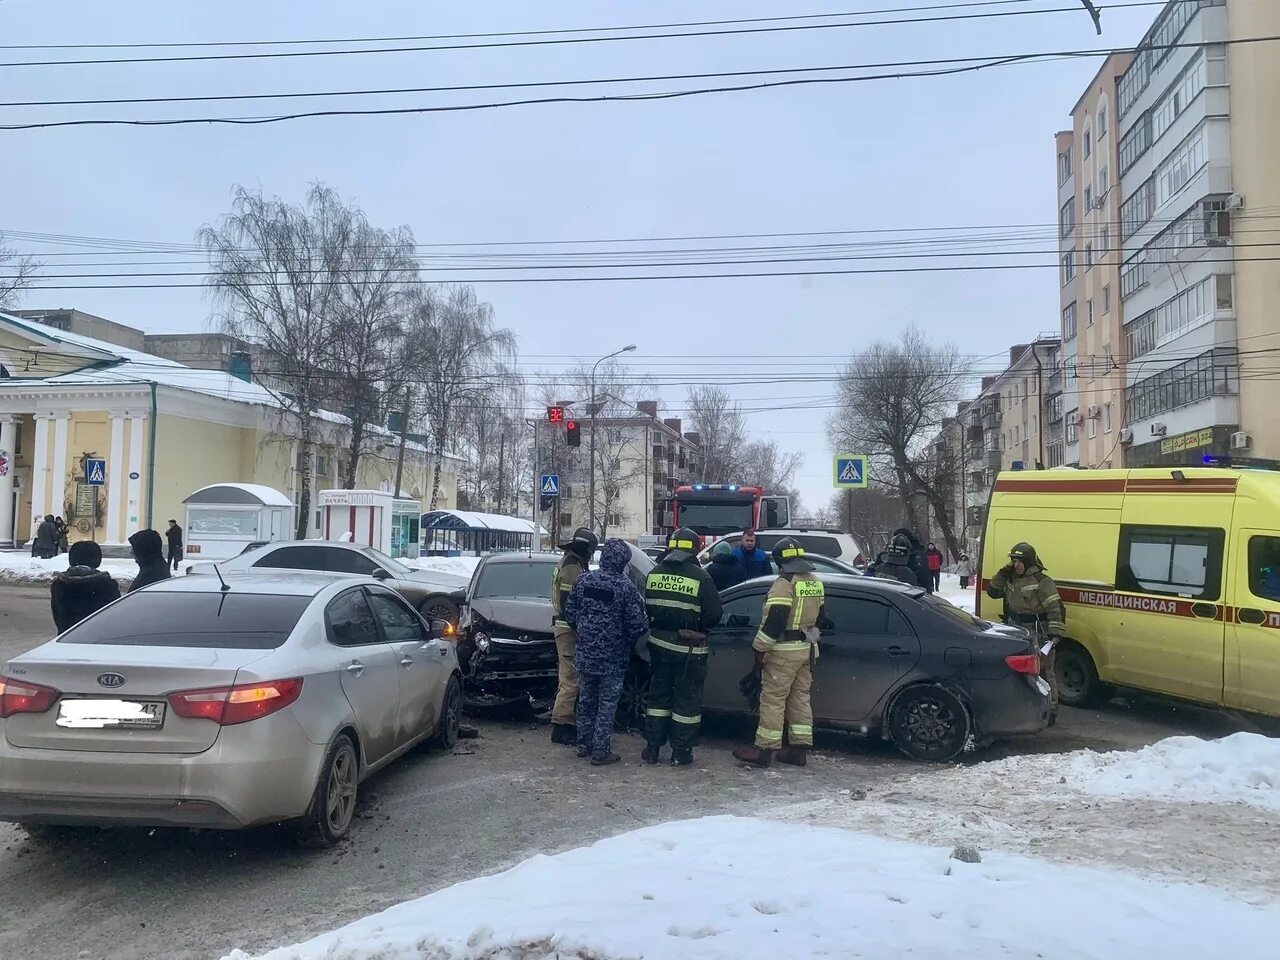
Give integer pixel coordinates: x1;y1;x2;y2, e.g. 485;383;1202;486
891;526;932;593
642;527;724;766
50;540;122;633
31;515;59;560
166;519;184;572
128;529;172;593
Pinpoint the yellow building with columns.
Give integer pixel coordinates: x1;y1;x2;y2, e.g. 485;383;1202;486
0;312;460;547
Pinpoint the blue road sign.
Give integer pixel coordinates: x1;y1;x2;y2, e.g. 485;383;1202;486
833;454;870;489
86;457;107;486
540;474;560;497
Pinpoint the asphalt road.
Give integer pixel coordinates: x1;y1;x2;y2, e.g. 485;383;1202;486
0;584;1263;960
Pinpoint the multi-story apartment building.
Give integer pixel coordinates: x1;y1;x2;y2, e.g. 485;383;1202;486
1055;52;1133;468
997;336;1063;471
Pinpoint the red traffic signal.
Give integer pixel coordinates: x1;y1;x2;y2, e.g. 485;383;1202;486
547;405;565;424
566;419;581;447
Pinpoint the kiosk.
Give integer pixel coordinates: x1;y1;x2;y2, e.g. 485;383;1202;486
318;488;421;559
183;483;294;561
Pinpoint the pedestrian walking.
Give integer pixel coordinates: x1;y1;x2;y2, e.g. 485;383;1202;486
642;527;723;766
54;517;70;554
733;538;826;768
549;527;598;746
166;519;185;572
987;542;1066;723
955;554;975;590
127;529;172;593
926;542;944;592
31;515;59;560
564;539;649;766
50;540;122;633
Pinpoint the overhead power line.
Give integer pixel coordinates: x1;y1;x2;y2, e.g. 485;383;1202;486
0;1;1169;69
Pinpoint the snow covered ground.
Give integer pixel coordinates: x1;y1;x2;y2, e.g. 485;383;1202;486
0;551;150;583
936;571;977;613
223;815;1280;960
403;555;480;580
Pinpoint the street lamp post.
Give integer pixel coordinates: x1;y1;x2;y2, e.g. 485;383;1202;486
588;344;637;533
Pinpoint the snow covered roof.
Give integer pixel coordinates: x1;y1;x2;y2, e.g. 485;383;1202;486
184;483;294;507
422;509;546;536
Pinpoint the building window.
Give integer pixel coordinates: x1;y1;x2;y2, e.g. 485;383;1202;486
1087;299;1095;327
1216;273;1234;310
1062;301;1078;340
1104;403;1113;433
1103;285;1112;314
1088;415;1098;439
1100;227;1110;256
1120;112;1153;174
1157;126;1207;207
315;454;329;478
1084;129;1092;159
1125;348;1238;423
1099;166;1109;199
1085;243;1094;269
1125;275;1216;358
296;451;310;473
1062;251;1076;286
1047;442;1065;468
1122;178;1155;239
1060;198;1075;237
1066;412;1078;445
1084;185;1093;210
1058;145;1074;186
1098;102;1108;139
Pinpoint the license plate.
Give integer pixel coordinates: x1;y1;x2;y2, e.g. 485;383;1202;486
57;699;166;729
1034;677;1052;697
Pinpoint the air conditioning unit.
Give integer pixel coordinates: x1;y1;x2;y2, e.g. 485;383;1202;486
1228;193;1246;210
1231;431;1253;451
1067;412;1082;426
1150;421;1168;437
1087;404;1101;419
1119;427;1134;444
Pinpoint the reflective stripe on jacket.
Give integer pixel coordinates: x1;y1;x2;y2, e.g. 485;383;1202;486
552;555;585;635
754;573;825;652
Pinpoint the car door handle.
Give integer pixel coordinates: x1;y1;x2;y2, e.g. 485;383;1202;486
1191;602;1218;619
399;656;414;667
886;645;910;656
346;662;365;677
1239;607;1266;625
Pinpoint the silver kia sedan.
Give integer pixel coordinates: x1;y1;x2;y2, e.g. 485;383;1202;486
0;572;461;845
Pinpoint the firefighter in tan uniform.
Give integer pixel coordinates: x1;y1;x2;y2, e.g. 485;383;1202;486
550;527;598;745
733;538;825;768
987;541;1067;723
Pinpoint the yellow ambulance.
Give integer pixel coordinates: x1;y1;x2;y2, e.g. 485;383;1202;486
976;462;1280;717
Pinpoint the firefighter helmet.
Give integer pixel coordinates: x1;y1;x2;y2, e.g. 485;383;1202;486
558;527;599;560
771;536;814;574
665;527;701;560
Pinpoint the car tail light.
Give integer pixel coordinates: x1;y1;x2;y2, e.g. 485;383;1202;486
0;676;60;718
168;678;303;726
1004;654;1040;675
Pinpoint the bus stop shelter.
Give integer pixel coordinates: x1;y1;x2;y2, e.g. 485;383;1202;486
421;509;546;556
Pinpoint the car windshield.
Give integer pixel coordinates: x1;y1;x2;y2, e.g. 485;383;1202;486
364;547;412;576
675;500;755;536
58;593;312;649
474;561;553;600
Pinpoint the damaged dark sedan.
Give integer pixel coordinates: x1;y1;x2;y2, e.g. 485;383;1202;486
456;548;653;712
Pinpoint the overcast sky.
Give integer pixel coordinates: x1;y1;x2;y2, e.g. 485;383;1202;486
2;0;1160;510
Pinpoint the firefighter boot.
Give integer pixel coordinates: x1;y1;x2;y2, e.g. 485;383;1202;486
671;747;694;767
551;723;577;746
732;745;773;767
775;747;808;767
641;743;661;764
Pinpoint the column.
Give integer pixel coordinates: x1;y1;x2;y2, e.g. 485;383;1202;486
30;413;51;521
106;413;126;543
126;414;146;532
51;413;70;519
0;417;18;547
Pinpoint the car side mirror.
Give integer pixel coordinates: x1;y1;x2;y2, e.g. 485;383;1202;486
428;618;455;640
372;568;392;580
728;614;751;628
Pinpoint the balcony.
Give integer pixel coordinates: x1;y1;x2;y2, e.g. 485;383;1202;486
986;450;1003;470
1047;369;1063;394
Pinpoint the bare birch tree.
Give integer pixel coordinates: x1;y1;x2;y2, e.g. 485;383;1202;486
402;284;516;511
826;327;970;557
199;184;354;538
685;385;748;481
0;236;40;311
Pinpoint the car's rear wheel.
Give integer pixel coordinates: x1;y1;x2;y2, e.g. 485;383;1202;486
1055;641;1114;707
420;596;459;624
887;685;970;763
434;675;463;749
617;659;650;731
294;734;358;848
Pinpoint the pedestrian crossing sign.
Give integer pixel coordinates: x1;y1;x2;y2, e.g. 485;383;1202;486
86;457;107;486
540;474;560;497
833;454;870;489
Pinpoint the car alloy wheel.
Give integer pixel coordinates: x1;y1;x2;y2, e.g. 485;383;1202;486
325;745;358;836
888;686;970;763
616;660;650;731
422;597;459;624
435;675;463;749
296;733;359;848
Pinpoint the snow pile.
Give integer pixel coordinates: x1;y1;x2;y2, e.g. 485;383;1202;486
404;555;480;580
1068;732;1280;811
935;572;976;614
222;816;1280;960
0;552;141;583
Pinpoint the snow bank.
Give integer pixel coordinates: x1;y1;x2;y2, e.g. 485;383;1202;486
0;552;140;583
222;816;1279;960
403;555;480;580
935;572;976;614
1068;732;1280;811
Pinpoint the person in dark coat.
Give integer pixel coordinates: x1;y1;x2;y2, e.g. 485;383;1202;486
872;535;919;587
731;529;774;581
50;540;122;633
707;540;746;592
892;526;932;593
127;529;172;592
564;538;649;766
166;519;184;572
54;517;70;554
31;515;59;560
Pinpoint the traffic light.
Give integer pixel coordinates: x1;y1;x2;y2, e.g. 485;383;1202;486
547;405;564;424
566;419;581;447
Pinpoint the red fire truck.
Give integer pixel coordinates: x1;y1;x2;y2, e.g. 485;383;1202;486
668;484;791;541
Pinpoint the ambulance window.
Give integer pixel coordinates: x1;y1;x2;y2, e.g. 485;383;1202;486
1117;526;1224;601
1247;537;1280;602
